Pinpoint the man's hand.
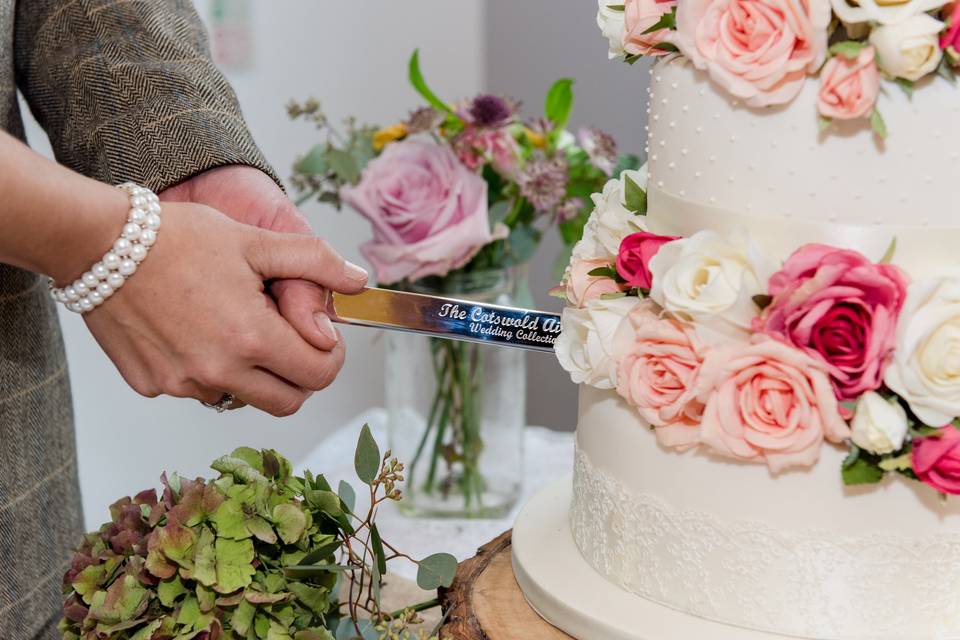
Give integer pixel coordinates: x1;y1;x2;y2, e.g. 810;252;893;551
159;165;348;351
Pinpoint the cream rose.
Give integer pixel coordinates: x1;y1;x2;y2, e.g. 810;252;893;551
831;0;949;25
597;0;627;59
885;274;960;426
572;168;648;261
556;296;640;389
851;392;909;455
648;229;775;343
870;14;945;81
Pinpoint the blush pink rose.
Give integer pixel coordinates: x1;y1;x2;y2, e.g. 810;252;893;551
674;0;831;107
754;244;908;403
616;231;680;290
613;300;706;450
566;258;625;308
623;0;679;57
817;47;880;120
697;337;850;472
341;140;492;285
913;426;960;495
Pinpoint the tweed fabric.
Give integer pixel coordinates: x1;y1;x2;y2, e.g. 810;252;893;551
0;1;276;638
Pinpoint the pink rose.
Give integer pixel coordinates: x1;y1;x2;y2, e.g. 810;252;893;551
913;426;960;495
674;0;831;107
698;337;850;472
817;47;880;120
616;231;680;289
566;258;625;308
623;0;678;57
941;2;960;62
755;244;908;403
614;300;706;449
341;140;492;285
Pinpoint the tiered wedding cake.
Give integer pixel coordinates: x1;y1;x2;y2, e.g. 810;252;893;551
513;2;960;639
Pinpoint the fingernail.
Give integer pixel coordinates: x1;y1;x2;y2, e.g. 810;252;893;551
344;260;369;283
314;312;338;344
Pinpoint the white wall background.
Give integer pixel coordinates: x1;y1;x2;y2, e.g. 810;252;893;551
21;0;485;530
20;0;650;530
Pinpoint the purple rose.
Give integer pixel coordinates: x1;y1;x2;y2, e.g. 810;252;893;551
341;140;491;284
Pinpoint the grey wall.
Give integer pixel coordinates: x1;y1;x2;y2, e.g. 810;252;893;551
486;0;650;430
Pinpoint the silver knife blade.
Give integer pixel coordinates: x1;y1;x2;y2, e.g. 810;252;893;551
330;287;562;353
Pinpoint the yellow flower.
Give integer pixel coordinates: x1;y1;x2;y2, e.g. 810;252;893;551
523;127;547;149
373;123;408;151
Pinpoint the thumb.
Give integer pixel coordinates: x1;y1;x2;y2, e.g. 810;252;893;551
246;230;368;293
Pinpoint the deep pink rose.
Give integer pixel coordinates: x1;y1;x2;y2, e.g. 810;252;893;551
817;46;880;120
697;337;850;472
616;232;679;289
942;1;960;61
674;0;831;107
341;140;491;285
913;426;960;495
613;300;706;450
623;0;678;57
755;244;908;403
566;258;625;308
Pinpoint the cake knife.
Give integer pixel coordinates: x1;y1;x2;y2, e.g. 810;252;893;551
329;287;561;353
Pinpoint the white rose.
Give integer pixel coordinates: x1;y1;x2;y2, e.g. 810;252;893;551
648;229;774;342
850;392;909;455
885;274;960;426
870;14;944;81
555;296;640;389
830;0;949;25
572;168;648;261
597;0;626;59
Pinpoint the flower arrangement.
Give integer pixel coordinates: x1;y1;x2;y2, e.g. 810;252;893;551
556;168;960;494
59;429;456;640
597;0;960;138
289;51;638;513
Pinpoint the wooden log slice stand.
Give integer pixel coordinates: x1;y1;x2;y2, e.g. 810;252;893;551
438;530;572;639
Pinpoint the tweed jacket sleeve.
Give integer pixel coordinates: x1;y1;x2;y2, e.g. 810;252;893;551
13;0;279;192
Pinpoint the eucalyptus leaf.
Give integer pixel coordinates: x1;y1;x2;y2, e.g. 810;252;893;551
416;553;458;590
370;524;387;576
354;424;380;485
325;149;360;185
337;480;356;514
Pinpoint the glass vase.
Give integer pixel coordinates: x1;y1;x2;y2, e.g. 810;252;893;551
385;268;526;518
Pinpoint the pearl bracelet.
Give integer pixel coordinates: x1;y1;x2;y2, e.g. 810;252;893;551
49;182;162;314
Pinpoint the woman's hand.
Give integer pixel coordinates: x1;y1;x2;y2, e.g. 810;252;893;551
82;201;368;416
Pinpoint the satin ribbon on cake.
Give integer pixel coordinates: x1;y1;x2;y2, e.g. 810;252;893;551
647;187;960;276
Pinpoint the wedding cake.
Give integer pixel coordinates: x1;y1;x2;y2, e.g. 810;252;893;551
512;2;960;639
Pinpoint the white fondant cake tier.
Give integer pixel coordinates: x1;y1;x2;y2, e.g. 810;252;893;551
571;386;960;640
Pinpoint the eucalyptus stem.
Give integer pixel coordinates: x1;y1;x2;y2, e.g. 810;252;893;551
385;598;441;620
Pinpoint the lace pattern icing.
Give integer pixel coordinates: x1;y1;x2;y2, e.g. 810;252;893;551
570;446;960;640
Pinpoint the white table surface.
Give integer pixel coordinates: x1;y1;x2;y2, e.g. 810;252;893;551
296;409;575;581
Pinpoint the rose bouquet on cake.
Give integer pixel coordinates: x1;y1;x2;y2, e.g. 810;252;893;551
597;0;960;138
288;51;638;515
556;167;960;495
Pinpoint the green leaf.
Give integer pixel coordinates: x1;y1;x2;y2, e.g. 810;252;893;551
752;294;773;310
606;4;625;10
192;527;217;587
283;564;348;580
416;553;458;590
294;630;335;640
817;115;832;132
298;538;342;566
879;237;897;264
88;575;148;625
231;599;257;636
229;447;264;472
640;7;676;35
214;538;255;594
297;145;328;175
129;619;163;640
879;453;913;472
623;174;647;214
176;596;201;628
245;515;278;544
325;149;360;185
600;291;628;300
210;456;268;485
651;42;680;53
895;77;915;99
273;503;308;545
354;424;380;485
288;582;330;617
408;49;455;117
157;575;188;608
488;200;512;226
587;266;617;279
370;560;381;610
870;109;888;140
337;480;356;514
842;453;885;486
196;584;216;613
370;524;387;576
209;499;251;540
507;225;541;265
544;78;575;132
829;40;865;60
